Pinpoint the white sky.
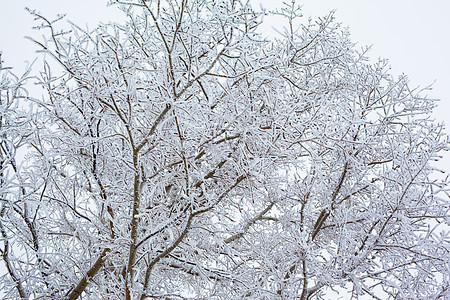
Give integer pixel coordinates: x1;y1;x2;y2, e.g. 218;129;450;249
1;0;449;172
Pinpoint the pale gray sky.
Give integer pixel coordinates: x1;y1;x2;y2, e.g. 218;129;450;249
1;0;449;171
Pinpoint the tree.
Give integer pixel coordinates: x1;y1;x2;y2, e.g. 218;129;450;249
0;53;37;299
1;0;449;299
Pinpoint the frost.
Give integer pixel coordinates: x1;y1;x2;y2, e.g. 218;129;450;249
0;0;448;299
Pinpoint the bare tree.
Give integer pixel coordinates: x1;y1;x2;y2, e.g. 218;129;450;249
1;1;449;299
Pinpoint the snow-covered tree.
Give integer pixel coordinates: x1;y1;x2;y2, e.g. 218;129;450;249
1;1;449;299
0;55;36;299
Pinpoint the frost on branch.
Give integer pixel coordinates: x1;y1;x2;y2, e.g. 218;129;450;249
1;0;449;299
0;56;36;299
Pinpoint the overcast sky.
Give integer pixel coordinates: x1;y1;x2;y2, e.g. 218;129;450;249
1;0;449;172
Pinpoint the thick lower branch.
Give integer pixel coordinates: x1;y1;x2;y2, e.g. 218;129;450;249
65;248;109;300
140;213;194;300
0;208;27;299
140;175;244;299
125;163;141;300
